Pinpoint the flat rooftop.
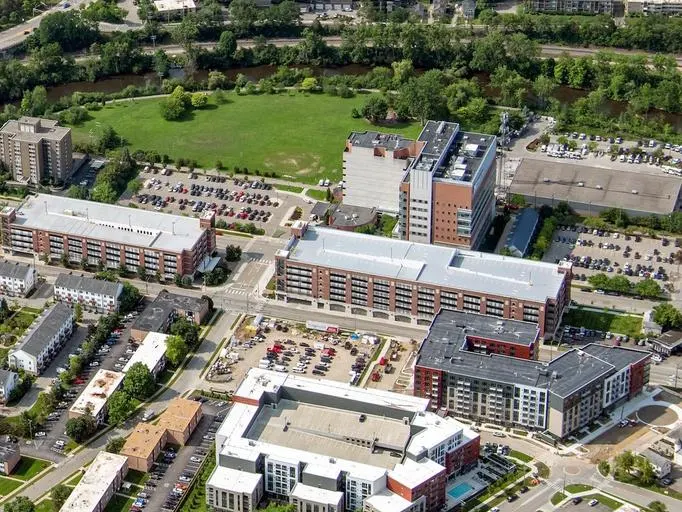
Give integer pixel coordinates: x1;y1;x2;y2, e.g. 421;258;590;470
0;117;70;143
0;442;18;463
348;131;414;152
329;203;377;228
651;330;682;349
509;159;682;215
123;332;167;374
282;226;566;303
70;369;124;418
120;423;167;460
12;194;208;254
153;0;195;11
207;466;262;494
11;302;73;358
132;290;207;333
247;399;410;468
61;452;128;512
291;482;343;505
429;309;539;347
157;397;202;433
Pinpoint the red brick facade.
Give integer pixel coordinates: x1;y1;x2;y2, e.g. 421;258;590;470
387;467;446;512
464;335;537;360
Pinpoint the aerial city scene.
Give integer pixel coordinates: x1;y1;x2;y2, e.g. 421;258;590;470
0;0;681;512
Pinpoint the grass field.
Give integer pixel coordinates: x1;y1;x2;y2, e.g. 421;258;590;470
551;492;567;505
12;457;51;481
71;93;421;185
0;476;23;496
562;308;643;337
565;483;594;493
583;494;622;510
125;469;149;486
35;500;53;512
305;188;327;201
66;471;84;486
509;450;533;463
104;494;135;512
273;184;304;194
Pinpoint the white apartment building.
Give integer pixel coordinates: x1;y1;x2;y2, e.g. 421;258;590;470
0;261;36;297
626;0;682;14
8;302;74;375
61;452;128;512
69;369;125;425
54;273;123;313
0;370;18;403
122;332;167;377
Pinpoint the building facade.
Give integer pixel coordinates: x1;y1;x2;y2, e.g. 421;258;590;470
0;370;18;403
525;0;615;13
0;260;36;297
0;117;73;185
0;443;20;475
275;224;571;337
54;273;123;313
69;369;125;425
61;452;128;512
8;302;74;375
626;0;682;14
0;194;216;279
120;423;168;472
414;312;651;438
156;397;203;445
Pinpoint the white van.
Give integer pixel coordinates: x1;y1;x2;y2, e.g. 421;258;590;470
258;361;272;370
274;365;287;372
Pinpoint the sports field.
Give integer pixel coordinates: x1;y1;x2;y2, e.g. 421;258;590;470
72;92;421;184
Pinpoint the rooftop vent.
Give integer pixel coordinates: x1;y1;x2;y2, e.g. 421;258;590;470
543;178;551;183
596;184;603;190
632;190;638;194
577;182;584;187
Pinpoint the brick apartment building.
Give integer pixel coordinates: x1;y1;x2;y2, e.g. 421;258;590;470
275;223;571;337
0;194;216;279
0;117;72;185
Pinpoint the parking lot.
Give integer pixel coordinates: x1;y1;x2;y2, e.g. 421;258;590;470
560;496;612;512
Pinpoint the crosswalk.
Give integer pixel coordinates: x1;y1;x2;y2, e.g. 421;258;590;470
246;256;273;264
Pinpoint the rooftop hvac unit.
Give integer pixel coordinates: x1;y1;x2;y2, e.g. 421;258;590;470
543;178;551;183
577;182;584;187
596;185;603;189
632;190;638;194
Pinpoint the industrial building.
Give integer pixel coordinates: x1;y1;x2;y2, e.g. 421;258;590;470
208;368;480;512
414;310;651;438
54;273;124;313
130;290;211;340
68;369;125;425
508;159;682;218
8;302;74;375
275;223;571;337
0;194;216;278
61;452;128;512
0;260;36;297
122;332;168;377
0;117;73;185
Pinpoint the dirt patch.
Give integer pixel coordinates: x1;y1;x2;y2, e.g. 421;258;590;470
586;421;651;464
637;405;678;426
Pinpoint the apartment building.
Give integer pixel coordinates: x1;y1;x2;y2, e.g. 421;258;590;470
0;370;18;403
208;368;480;512
275;223;571;337
0;260;36;297
0;117;72;185
343;132;423;214
0;194;216;279
0;442;20;475
414;311;651;438
54;273;124;313
130;290;211;340
525;0;615;14
156;397;203;445
120;423;168;472
122;332;168;377
8;302;74;375
626;0;682;14
69;369;125;425
398;121;497;250
61;452;128;512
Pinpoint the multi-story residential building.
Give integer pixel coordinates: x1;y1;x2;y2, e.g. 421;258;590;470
156;397;203;445
0;260;36;297
0;370;18;403
625;0;682;13
122;332;168;377
275;223;571;337
8;302;74;375
208;368;480;512
130;290;211;340
525;0;615;14
0;442;20;475
0;117;73;185
69;369;125;425
54;273;123;313
0;194;216;279
120;423;169;472
398;121;497;250
414;311;651;439
61;452;128;512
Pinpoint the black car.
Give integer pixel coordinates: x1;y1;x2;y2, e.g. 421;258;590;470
312;369;325;376
572;497;583;505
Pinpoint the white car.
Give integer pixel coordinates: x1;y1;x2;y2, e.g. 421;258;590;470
589;499;599;507
89;361;99;367
190;456;202;463
34;431;47;437
292;369;305;374
178;475;191;482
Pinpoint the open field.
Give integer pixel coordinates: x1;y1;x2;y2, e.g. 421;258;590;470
562;308;642;337
35;500;54;512
0;476;22;496
71;93;421;185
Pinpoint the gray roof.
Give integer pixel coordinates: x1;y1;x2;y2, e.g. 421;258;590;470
0;369;16;387
651;330;682;350
0;442;18;463
641;448;670;468
54;274;123;299
0;117;70;143
0;261;32;281
12;194;209;254
329;204;377;228
347;131;413;151
132;290;207;333
506;208;540;257
282;227;567;303
11;303;73;357
509;158;682;215
310;202;330;219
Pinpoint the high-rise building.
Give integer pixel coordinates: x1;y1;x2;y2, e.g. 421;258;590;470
0;117;73;185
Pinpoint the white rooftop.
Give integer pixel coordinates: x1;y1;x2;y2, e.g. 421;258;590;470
290;482;344;505
388;458;444;489
123;332;168;374
206;466;262;494
13;194;208;254
153;0;195;11
408;413;475;459
303;463;342;480
364;489;415;512
282;227;566;303
61;452;128;512
69;369;124;418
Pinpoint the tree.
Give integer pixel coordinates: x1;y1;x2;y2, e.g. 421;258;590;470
300;77;318;91
50;484;72;511
614;450;635;474
637;457;656;486
153;49;170;78
107;390;135;425
634;278;663;298
5;496;35;512
391;59;414;86
91;182;118;204
161;95;188;121
106;436;126;454
65;415;97;443
165;334;189;366
533;75;557;108
74;303;83;323
361;96;389;124
216;30;237;59
648;501;667;512
208;71;228;90
123;362;156;399
396;71;448;124
225;244;242;262
119;282;141;313
174;273;183;286
229;0;259;35
598;460;611;476
191;92;208;108
170;317;200;345
181;275;193;287
652;303;682;329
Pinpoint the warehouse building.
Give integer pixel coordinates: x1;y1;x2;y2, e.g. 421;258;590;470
509;159;682;218
505;208;540;258
275;223;571;337
0;260;36;297
69;369;125;425
61;452;128;512
54;273;123;313
0;194;216;278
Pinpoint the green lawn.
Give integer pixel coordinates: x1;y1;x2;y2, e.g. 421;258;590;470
536;461;550;478
274;184;304;194
11;457;51;481
565;483;594;493
508;450;533;463
35;500;53;512
104;494;135;512
71;93;421;185
551;492;567;505
305;188;328;201
562;308;643;337
583;494;622;510
66;471;84;486
0;476;23;496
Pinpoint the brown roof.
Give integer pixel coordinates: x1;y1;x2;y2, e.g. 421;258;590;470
157;397;202;433
120;423;166;460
